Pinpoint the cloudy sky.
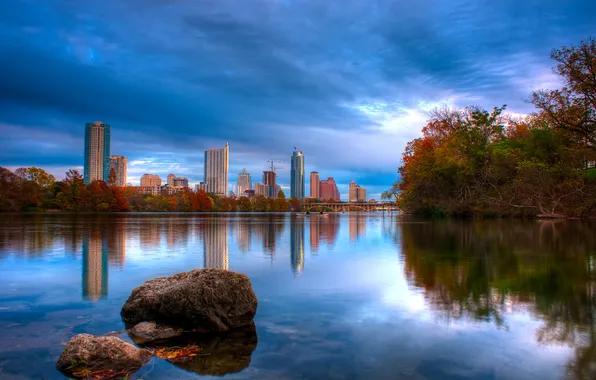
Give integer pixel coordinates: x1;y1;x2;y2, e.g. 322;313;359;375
1;0;595;199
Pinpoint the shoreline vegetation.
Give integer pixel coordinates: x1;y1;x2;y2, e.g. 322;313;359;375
389;38;596;219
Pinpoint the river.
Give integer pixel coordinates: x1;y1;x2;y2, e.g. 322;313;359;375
0;213;594;379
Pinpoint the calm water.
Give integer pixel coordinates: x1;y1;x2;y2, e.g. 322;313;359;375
0;214;595;380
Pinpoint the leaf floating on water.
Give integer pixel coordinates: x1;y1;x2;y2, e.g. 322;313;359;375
72;368;136;379
154;344;201;363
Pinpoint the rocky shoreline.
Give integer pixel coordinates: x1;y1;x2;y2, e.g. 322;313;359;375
56;268;259;379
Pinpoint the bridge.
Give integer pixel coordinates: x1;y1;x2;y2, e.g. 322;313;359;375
301;202;398;212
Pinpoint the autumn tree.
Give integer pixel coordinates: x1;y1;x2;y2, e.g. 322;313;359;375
237;196;252;212
532;38;596;149
108;167;117;187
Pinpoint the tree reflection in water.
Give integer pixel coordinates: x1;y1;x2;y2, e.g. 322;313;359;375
395;219;596;380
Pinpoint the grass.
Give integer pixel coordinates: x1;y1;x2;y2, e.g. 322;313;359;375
587;167;596;181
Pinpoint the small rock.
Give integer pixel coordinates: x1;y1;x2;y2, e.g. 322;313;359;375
130;322;182;344
56;334;152;378
121;269;258;332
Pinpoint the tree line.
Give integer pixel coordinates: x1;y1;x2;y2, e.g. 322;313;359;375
0;167;307;212
394;38;596;217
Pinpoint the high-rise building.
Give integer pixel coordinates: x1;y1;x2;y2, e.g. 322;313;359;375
348;181;367;203
173;177;189;187
167;174;176;187
84;121;111;184
254;182;269;197
204;143;229;196
140;174;161;187
310;171;320;199
263;171;276;198
109;155;127;187
237;168;252;195
320;177;340;201
196;182;207;192
291;150;305;199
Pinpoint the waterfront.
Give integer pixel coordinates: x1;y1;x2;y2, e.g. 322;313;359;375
0;213;595;379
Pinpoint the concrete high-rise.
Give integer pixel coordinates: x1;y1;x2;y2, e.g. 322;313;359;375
310;171;320;199
204;143;229;196
173;177;189;187
291;150;305;199
320;177;340;201
348;181;367;202
237;168;252;195
263;171;277;198
109;156;127;187
167;174;176;187
140;174;161;187
84;121;111;184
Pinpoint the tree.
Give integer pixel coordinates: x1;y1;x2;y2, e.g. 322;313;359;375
532;38;596;149
253;195;268;212
108;167;117;187
62;170;86;211
289;198;302;212
237;196;252;212
0;167;21;211
277;189;286;199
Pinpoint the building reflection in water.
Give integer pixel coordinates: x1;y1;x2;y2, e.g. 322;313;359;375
309;214;340;251
236;219;252;253
348;214;367;242
203;220;229;269
290;217;305;276
106;218;126;267
82;230;108;301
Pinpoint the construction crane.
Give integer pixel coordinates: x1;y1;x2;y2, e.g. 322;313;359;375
266;160;284;173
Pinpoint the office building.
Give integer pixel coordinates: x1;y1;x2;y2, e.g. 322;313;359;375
320;177;340;201
204;143;229;196
84;121;111;184
263;171;277;198
140;174;161;187
109;155;127;187
254;182;269;197
196;182;207;192
167;174;176;187
310;171;320;199
173;176;189;187
348;181;367;202
291;150;305;199
237;168;252;195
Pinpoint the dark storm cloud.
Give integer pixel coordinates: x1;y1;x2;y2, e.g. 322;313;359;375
1;0;595;197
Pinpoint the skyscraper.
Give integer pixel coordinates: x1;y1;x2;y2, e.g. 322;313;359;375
291;150;305;199
237;168;252;195
173;177;189;187
84;121;111;184
109;155;127;187
320;177;340;201
348;181;367;202
310;171;320;198
204;143;229;196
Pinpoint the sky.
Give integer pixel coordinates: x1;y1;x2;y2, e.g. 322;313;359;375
1;0;595;200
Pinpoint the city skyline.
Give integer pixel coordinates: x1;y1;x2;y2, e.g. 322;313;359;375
2;1;594;200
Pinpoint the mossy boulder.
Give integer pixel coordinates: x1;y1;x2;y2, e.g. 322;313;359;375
121;269;258;332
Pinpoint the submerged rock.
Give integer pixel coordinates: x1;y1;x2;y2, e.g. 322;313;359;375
121;269;258;332
129;322;182;345
55;334;152;378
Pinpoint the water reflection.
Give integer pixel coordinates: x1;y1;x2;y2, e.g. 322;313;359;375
82;230;108;301
202;219;229;269
2;214;596;379
291;217;305;276
397;219;596;380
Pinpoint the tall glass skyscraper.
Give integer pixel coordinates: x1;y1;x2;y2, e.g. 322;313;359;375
84;121;111;184
204;142;229;196
291;150;305;199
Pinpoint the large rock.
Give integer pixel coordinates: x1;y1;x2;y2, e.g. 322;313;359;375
121;269;258;332
56;334;152;377
129;322;182;345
